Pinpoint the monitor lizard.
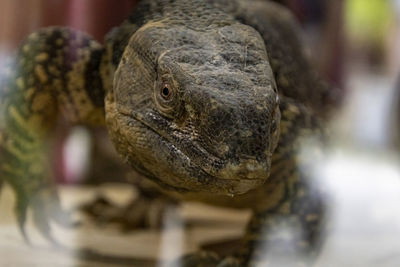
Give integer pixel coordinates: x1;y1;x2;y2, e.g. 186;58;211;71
0;0;339;265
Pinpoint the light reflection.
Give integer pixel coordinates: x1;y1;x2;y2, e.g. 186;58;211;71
63;126;92;184
158;207;184;266
315;148;400;266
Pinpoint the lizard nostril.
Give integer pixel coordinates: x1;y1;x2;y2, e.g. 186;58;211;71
228;158;269;179
244;160;259;172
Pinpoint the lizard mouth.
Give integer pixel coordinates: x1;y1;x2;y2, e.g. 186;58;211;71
118;110;268;195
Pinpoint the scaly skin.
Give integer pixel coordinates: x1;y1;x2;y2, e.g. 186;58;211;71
0;28;105;241
0;0;338;265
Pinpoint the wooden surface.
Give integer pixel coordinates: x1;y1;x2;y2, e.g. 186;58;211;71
0;184;250;267
1;146;400;267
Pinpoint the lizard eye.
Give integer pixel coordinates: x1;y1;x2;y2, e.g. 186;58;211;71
161;83;172;100
154;79;181;118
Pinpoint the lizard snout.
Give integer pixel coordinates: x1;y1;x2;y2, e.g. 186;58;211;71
213;157;271;195
235;158;269;179
219;157;270;181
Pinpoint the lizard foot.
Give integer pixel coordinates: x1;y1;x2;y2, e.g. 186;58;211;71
15;187;75;246
81;191;178;231
173;251;241;267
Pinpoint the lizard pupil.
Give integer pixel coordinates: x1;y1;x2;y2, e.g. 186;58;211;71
161;84;172;99
162;87;169;96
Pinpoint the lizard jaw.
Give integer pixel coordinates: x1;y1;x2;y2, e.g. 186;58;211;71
113;110;270;195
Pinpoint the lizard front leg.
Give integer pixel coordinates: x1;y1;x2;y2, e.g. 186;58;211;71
177;182;325;267
178;99;326;267
0;27;106;243
81;173;179;231
239;98;326;266
241;179;325;266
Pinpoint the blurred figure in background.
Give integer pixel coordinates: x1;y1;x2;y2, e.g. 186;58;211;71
345;0;394;70
343;0;400;150
391;0;400;73
390;0;400;147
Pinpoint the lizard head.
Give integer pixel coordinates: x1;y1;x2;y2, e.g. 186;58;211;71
106;19;280;196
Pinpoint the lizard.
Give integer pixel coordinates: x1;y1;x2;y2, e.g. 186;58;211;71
0;0;339;265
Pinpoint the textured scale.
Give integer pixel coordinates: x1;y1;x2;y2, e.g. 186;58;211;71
0;27;105;242
0;0;338;265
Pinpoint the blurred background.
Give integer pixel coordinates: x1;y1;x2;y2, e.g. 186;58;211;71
1;0;400;266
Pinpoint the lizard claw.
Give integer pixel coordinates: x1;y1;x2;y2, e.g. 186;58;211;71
14;188;74;246
15;195;31;245
81;192;177;231
31;192;60;247
175;251;241;267
178;251;221;267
